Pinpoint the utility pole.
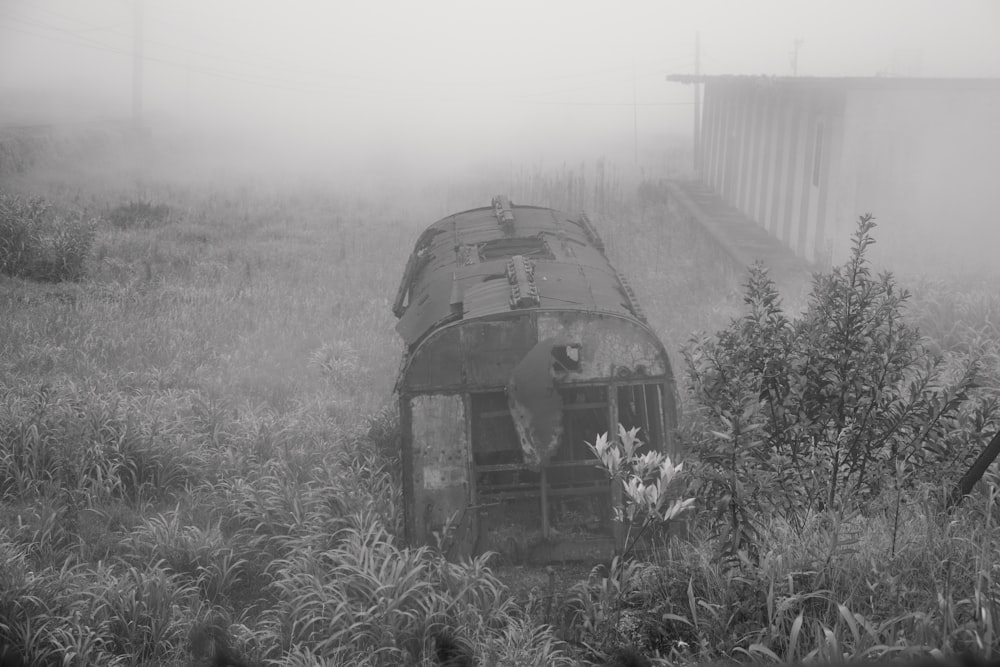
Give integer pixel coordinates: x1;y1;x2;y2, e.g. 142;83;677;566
693;31;701;173
632;58;638;166
132;0;144;132
185;0;192;124
790;38;803;76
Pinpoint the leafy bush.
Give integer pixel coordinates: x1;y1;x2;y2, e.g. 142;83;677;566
106;199;170;229
561;425;694;658
0;191;96;282
683;215;998;561
588;424;693;558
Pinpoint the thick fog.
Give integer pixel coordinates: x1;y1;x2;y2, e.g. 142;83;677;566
1;0;999;179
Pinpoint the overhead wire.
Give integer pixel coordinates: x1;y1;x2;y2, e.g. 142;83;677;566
0;8;694;108
0;12;131;55
14;3;669;91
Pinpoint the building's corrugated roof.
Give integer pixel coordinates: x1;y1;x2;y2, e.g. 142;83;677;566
666;74;1000;91
393;199;643;348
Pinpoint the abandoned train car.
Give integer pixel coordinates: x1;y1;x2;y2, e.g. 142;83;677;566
393;196;678;560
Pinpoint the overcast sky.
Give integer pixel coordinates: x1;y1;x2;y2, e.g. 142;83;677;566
1;0;998;170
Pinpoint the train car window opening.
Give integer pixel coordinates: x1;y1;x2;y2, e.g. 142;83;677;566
479;237;554;261
553;386;610;487
470;383;669;544
457;244;481;265
558;386;609;459
471;391;530;492
551;344;582;372
470;391;521;467
471;384;665;482
472;386;611;492
617;383;664;451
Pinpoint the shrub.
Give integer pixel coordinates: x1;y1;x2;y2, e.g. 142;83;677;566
0;191;96;282
588;425;694;558
561;426;693;658
683;215;998;562
106;199;170;229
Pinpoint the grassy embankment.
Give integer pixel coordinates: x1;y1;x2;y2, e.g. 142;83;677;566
1;155;998;665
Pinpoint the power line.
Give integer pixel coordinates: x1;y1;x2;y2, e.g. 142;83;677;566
0;13;129;54
14;3;130;38
0;13;370;94
0;11;695;108
132;0;142;129
4;6;686;94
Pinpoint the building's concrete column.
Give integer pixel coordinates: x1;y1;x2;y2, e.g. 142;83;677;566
736;87;757;212
742;90;757;214
701;84;720;183
767;93;789;237
747;89;769;221
757;92;777;225
816;100;845;269
812;115;832;265
707;85;721;191
781;99;804;250
702;84;719;189
720;86;739;199
735;87;754;207
719;87;733;200
796;106;818;258
720;86;734;201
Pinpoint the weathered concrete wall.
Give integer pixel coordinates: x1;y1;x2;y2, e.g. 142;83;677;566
838;88;1000;274
698;79;1000;275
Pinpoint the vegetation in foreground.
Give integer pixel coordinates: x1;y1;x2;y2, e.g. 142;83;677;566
0;160;998;665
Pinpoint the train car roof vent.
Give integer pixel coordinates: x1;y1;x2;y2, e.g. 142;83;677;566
449;272;464;316
492;195;516;234
578;212;606;252
507;254;540;309
615;269;647;323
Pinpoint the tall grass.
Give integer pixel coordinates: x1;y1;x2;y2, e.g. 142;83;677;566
1;158;998;664
0;191;96;282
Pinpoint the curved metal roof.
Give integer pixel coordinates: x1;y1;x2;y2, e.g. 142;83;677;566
393;197;646;348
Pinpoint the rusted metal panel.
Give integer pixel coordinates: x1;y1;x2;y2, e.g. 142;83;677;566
392;201;646;348
461;279;512;321
409;394;469;543
399;396;415;545
537;312;669;380
394;198;682;560
507;337;564;470
395;272;455;348
399;310;673;392
460;318;537;388
399;317;539;392
400;327;464;392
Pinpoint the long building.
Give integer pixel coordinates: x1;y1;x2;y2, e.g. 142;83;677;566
668;75;1000;273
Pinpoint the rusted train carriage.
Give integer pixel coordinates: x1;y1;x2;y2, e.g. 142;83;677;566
393;196;677;560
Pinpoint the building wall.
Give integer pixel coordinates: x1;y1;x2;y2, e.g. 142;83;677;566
838;88;1000;273
699;81;1000;274
699;82;843;266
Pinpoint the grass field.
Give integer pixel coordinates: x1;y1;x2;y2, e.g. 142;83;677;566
1;149;998;665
